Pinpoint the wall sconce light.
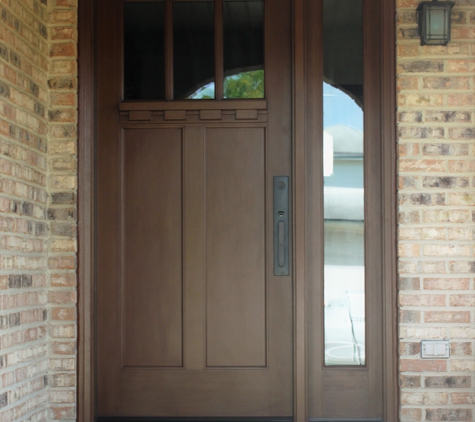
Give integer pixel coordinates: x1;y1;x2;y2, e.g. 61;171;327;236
417;0;455;46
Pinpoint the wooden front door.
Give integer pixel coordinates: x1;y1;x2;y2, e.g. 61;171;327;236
95;0;293;417
90;0;397;420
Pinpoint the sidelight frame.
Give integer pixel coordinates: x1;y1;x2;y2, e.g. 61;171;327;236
77;0;397;421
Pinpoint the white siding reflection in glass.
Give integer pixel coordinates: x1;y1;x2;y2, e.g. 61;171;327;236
323;82;365;366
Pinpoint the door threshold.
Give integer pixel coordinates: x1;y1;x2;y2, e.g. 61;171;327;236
96;418;293;422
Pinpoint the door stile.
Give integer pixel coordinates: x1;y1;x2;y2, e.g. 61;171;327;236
303;0;324;418
381;0;398;420
292;0;307;422
183;125;206;371
78;0;96;418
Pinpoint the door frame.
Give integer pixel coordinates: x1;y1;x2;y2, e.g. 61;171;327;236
77;0;398;420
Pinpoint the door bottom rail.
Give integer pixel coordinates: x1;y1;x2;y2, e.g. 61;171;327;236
96;418;293;422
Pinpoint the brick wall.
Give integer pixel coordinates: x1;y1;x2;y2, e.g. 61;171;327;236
0;0;77;420
397;1;475;421
46;0;77;420
0;0;50;420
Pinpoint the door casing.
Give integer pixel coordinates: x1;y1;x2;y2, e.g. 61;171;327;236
77;0;398;420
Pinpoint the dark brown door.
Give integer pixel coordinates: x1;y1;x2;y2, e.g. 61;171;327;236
95;0;293;417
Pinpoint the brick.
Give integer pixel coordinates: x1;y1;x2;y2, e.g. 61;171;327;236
422;209;471;223
399;210;421;223
425;376;471;389
424;311;471;323
399;277;420;290
50;324;75;339
424;111;471;123
422;77;470;90
399;175;419;189
48;109;76;123
398;93;443;107
50;10;76;24
450;327;475;339
451;360;475;371
422;176;469;189
400;342;421;355
49;390;75;403
399;243;421;257
422;244;470;257
447;94;475;107
399;193;445;206
399;327;448;339
48;291;76;304
397;76;419;89
399;60;444;73
401;408;422;421
448;261;475;273
401;392;448;405
51;307;76;321
399;228;422;240
446;60;475;73
449;160;475;172
400;375;421;388
399;127;444;139
399;159;446;172
450;393;475;405
450;342;472;356
423;278;470;290
399;142;420;156
400;310;421;323
424;143;468;156
398;27;419;40
50;273;76;287
448;228;472;241
450;294;475;306
426;409;472;421
52;341;75;355
398;260;446;274
51;28;75;41
400;359;447;372
49;405;76;419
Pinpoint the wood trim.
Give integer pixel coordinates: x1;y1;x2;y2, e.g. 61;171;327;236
214;0;224;100
119;100;267;111
292;0;307;421
165;0;173;100
77;0;95;419
381;0;399;420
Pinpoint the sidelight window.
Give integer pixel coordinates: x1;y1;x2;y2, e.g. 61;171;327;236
323;0;365;366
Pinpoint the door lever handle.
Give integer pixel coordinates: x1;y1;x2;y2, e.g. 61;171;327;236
278;220;285;267
274;177;289;275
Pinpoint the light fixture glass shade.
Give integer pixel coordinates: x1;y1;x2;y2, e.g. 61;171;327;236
417;0;455;45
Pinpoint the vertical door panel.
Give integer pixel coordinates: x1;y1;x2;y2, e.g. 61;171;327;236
204;127;267;368
123;128;184;368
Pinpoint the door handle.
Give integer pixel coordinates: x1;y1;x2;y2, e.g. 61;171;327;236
274;176;289;275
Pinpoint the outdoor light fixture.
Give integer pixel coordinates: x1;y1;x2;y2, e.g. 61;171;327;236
417;0;455;46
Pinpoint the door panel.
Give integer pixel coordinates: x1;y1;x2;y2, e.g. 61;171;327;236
123;128;184;368
205;128;267;368
96;0;292;417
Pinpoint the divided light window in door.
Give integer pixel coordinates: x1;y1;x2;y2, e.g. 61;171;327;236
124;0;265;100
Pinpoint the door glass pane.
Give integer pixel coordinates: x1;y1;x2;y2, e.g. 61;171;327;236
323;0;365;366
174;1;215;99
223;0;264;99
124;2;165;100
